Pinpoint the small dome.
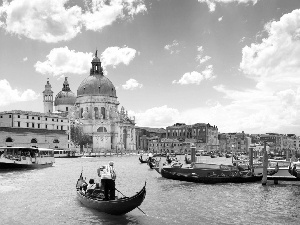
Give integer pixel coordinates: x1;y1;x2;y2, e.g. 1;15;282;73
54;77;76;106
92;56;100;62
54;91;76;106
77;74;117;97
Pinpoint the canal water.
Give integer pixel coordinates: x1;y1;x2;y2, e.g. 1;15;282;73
1;155;300;225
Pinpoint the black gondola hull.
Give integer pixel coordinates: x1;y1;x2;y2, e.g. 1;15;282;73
161;169;263;184
76;183;146;215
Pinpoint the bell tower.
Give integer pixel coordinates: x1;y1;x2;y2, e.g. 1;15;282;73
43;79;54;113
90;49;103;75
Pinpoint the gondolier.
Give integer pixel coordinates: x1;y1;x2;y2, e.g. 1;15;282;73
98;161;116;200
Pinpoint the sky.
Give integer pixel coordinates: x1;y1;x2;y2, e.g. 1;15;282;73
1;0;300;135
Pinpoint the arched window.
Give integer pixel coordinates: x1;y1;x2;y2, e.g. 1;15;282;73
101;107;106;119
97;127;107;132
94;107;99;119
31;138;37;143
81;108;83;118
53;139;59;143
6;137;13;142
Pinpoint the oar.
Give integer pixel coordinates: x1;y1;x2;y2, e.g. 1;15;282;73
115;188;147;216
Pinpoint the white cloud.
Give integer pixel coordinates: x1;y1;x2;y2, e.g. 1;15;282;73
199;9;300;134
0;0;147;42
240;9;300;91
164;40;180;54
198;0;259;12
132;105;181;128
218;16;223;21
0;79;39;106
0;0;82;43
173;65;215;85
101;46;137;68
196;45;211;64
35;47;92;77
122;78;143;90
23;57;28;61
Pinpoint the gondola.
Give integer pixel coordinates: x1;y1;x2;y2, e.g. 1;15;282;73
76;177;146;215
160;168;263;184
139;156;148;163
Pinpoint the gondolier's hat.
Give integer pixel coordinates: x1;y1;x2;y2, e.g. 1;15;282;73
109;161;114;166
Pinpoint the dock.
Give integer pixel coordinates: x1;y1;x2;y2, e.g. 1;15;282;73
267;176;300;181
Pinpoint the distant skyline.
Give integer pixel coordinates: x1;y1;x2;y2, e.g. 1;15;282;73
1;0;300;135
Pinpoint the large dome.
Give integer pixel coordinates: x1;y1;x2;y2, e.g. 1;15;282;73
54;91;76;106
77;53;117;97
77;74;117;97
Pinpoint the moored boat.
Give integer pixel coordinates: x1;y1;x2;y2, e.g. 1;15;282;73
154;162;238;177
161;168;263;184
0;147;55;169
76;176;146;215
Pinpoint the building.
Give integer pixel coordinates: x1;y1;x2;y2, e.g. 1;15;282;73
166;123;219;151
0;51;136;153
218;131;251;153
135;127;166;151
0;110;69;148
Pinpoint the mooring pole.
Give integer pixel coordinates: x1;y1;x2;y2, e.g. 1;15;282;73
262;141;268;185
249;147;253;172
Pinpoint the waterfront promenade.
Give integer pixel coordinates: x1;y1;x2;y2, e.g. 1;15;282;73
1;155;300;225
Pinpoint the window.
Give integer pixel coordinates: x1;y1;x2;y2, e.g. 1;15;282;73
38;124;40;128
27;123;29;127
0;116;2;118
45;118;47;121
66;107;68;111
52;119;54;121
61;120;63;122
9;115;11;118
57;126;59;129
38;117;40;120
18;122;20;127
61;126;63;130
32;117;34;119
27;116;29;119
32;123;34;128
46;125;48;129
18;115;20;118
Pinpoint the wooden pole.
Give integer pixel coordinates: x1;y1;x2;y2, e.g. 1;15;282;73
262;141;268;185
249;147;253;172
191;145;196;163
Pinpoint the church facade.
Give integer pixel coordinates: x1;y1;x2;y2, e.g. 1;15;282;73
0;52;136;153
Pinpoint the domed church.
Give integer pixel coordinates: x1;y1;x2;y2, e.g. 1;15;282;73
53;51;136;152
0;51;135;152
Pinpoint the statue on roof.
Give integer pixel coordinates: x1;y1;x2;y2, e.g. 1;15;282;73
95;49;98;57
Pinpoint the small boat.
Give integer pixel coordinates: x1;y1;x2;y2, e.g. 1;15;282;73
210;154;218;158
76;176;146;215
161;168;263;184
0;147;55;169
225;153;232;158
139;156;148;163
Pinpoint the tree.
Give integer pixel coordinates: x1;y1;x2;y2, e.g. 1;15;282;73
70;125;93;153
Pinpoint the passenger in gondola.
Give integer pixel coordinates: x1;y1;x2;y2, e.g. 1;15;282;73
86;179;96;196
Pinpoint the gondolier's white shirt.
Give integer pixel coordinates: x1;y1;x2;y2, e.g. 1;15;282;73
100;165;116;180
